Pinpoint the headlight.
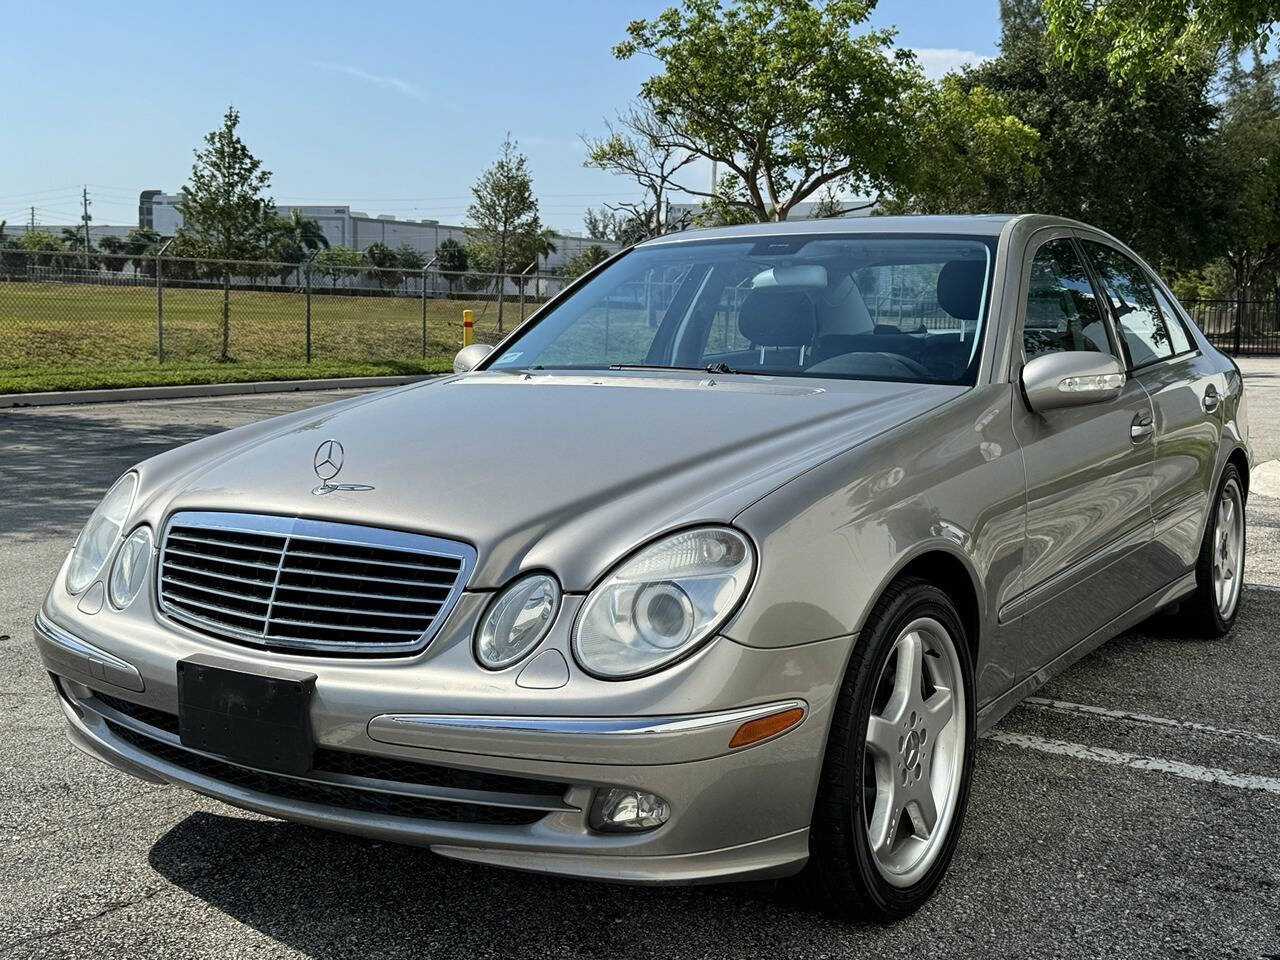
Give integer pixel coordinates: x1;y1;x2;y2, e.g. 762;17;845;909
475;573;561;669
109;527;153;609
66;473;137;594
574;527;755;678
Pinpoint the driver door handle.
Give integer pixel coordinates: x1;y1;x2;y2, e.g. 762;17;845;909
1130;412;1155;443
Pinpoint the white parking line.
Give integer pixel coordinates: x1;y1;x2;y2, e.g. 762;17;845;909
987;732;1280;795
1021;696;1280;749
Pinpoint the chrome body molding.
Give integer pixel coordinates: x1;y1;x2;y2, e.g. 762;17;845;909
368;699;809;764
35;611;144;693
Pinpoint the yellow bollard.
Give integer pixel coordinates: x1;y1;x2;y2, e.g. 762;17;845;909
462;309;474;347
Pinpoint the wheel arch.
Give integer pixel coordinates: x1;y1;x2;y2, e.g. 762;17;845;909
861;545;983;667
1226;446;1250;500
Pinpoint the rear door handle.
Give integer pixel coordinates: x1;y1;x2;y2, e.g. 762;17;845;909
1203;385;1221;413
1131;413;1154;442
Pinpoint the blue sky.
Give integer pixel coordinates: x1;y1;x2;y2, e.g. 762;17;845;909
0;1;1001;234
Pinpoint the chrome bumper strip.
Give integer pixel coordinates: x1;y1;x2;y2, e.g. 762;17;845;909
368;699;808;765
34;612;144;692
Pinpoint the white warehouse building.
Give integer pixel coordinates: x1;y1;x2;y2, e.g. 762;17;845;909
138;190;618;271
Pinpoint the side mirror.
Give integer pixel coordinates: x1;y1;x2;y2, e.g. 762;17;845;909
1021;351;1125;413
453;343;494;373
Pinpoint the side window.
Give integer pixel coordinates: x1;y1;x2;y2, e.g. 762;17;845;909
1022;239;1114;361
1150;283;1195;355
1082;242;1174;368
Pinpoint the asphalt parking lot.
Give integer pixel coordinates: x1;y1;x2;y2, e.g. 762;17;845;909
1;367;1278;960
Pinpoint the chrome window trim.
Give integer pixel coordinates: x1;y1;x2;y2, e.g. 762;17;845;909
157;511;476;656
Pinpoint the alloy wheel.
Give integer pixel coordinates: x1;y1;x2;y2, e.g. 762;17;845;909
862;616;966;888
1214;480;1245;619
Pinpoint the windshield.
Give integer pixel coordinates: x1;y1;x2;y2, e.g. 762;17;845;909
486;233;995;385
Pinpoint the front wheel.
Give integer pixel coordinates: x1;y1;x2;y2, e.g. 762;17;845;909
802;577;975;921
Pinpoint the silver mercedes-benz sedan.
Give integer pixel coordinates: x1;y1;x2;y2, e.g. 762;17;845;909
35;215;1249;920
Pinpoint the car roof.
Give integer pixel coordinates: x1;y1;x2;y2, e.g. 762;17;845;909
638;213;1092;245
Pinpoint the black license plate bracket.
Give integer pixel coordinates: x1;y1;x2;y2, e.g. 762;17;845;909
177;654;317;775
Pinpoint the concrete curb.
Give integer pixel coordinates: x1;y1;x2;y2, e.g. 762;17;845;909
0;374;438;409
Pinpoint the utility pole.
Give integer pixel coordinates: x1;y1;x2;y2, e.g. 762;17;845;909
81;186;92;267
28;207;35;230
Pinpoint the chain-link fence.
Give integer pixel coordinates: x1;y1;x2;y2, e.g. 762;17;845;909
0;248;570;376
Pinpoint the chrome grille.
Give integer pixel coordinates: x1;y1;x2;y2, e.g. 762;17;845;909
158;512;475;655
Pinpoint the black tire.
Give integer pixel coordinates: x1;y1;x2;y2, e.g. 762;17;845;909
800;576;976;922
1183;463;1246;638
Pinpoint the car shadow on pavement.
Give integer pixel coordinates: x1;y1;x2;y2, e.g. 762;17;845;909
148;812;860;957
0;410;222;542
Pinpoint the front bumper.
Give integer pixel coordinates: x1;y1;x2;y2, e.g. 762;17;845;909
35;602;850;885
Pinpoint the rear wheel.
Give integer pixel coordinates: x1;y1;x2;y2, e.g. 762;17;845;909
1184;464;1246;638
803;577;975;921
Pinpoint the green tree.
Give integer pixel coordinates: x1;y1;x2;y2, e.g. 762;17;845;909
361;241;404;292
314;244;363;290
879;75;1040;217
466;134;540;332
561;244;612;280
612;0;924;221
177;106;274;360
15;230;62;268
1043;0;1274;81
269;209;330;285
1213;56;1280;325
395;244;426;272
693;174;764;227
435;237;468;292
98;234;129;272
922;20;1222;273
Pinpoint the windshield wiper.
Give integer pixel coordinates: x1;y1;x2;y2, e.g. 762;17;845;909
608;362;742;375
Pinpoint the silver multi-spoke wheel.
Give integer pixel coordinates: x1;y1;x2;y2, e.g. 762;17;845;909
1214;480;1245;619
862;616;966;888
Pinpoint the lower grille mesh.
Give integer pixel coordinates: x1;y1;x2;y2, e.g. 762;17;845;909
88;691;563;826
106;722;544;825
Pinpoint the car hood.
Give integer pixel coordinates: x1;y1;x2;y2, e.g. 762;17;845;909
134;371;965;589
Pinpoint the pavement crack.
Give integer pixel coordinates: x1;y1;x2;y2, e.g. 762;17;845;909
0;886;169;956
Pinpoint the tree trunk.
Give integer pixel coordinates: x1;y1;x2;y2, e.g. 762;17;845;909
220;270;231;361
496;235;507;335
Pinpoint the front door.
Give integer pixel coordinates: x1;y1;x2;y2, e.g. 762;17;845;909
1008;235;1160;676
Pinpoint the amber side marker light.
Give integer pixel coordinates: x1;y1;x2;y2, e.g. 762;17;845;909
729;706;806;749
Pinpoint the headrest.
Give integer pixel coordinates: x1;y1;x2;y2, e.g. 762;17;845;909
738;290;817;347
936;260;987;323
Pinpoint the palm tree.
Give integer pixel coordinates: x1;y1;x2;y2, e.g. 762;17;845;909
269;210;330;286
535;228;558;272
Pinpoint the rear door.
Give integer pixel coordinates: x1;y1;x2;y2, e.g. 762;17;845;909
1008;233;1160;675
1079;238;1222;581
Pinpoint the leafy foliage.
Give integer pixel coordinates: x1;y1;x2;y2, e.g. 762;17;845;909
613;0;925;221
929;23;1223;272
879;76;1040;216
561;244;612;280
177;106;274;359
466;134;541;331
1211;56;1280;309
435;238;468;292
1043;0;1277;81
313;244;363;289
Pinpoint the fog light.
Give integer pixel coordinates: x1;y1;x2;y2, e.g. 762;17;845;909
590;787;670;833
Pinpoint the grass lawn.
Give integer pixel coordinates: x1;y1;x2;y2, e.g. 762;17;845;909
0;280;529;394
